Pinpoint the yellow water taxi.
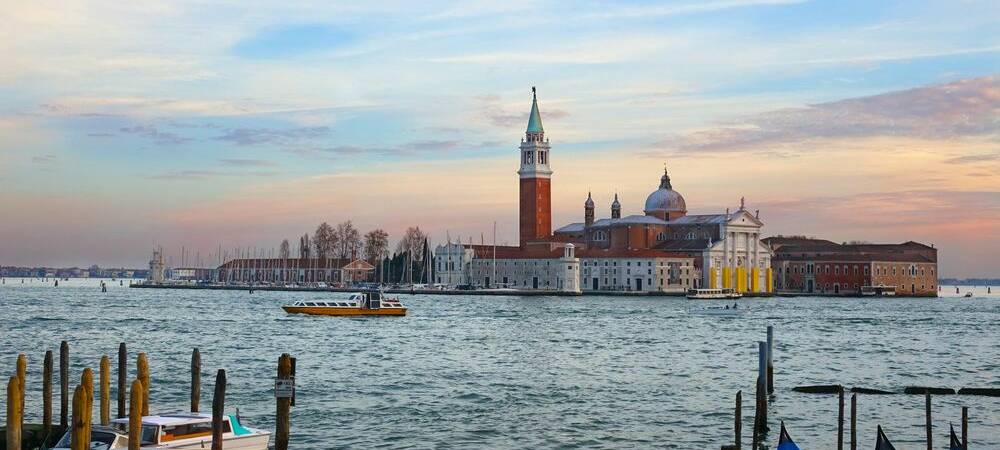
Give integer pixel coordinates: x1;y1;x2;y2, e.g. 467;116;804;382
282;290;407;316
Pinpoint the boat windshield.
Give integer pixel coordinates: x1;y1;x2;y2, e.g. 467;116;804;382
55;430;122;449
110;423;159;445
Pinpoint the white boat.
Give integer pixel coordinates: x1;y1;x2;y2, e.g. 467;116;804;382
687;288;742;299
282;290;406;316
964;292;974;298
860;285;896;297
52;411;270;449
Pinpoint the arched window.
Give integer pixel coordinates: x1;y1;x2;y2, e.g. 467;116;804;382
656;232;665;241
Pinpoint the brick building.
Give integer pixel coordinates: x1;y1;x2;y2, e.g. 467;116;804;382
765;237;938;297
217;257;375;285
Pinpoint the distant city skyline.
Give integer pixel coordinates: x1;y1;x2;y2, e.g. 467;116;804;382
0;1;997;277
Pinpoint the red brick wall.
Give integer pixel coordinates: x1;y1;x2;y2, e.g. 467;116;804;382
814;262;870;294
519;177;551;245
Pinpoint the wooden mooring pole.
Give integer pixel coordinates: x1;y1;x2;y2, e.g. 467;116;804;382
925;392;932;450
117;343;127;418
191;348;201;412
766;326;774;395
71;384;91;450
837;388;844;450
735;390;742;450
7;376;22;450
100;355;111;425
752;341;768;449
137;353;150;416
212;369;226;450
276;353;292;450
128;380;143;450
44;350;53;441
961;406;968;450
60;340;70;428
16;353;26;419
850;393;857;450
82;368;94;426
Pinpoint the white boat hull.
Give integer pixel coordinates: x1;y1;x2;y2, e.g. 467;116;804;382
155;432;270;449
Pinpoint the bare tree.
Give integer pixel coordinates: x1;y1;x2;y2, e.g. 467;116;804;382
299;234;311;259
279;239;291;259
334;221;362;260
364;229;389;264
396;226;428;261
313;222;335;259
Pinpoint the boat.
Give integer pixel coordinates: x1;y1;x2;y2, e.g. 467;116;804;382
686;288;742;299
282;290;406;316
963;292;973;298
861;285;897;297
777;421;801;450
52;411;270;449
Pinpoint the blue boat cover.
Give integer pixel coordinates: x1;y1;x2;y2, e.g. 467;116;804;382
875;425;897;450
777;421;801;450
229;415;252;436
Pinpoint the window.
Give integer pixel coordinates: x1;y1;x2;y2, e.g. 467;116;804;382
656;232;665;241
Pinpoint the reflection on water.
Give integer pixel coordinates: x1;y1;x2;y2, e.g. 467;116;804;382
1;279;998;448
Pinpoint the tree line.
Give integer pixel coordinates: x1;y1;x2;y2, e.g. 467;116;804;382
277;222;429;266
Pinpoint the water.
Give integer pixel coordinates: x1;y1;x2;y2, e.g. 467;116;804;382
1;279;998;448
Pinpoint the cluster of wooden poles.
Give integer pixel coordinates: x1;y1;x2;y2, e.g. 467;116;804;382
4;343;294;450
722;326;972;450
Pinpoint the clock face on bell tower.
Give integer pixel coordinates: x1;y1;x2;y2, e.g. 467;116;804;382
518;87;552;246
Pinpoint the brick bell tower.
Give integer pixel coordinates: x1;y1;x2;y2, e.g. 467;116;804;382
518;87;552;246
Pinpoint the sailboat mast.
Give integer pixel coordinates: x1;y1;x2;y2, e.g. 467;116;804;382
492;221;497;287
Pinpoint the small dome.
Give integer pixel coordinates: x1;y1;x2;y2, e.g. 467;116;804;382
644;169;686;214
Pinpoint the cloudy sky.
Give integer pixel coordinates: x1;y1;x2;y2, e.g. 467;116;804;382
1;0;997;277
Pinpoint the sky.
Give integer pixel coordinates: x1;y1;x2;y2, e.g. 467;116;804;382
0;0;997;277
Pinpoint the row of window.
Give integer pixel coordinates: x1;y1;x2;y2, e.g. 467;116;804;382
582;260;690;267
786;264;934;278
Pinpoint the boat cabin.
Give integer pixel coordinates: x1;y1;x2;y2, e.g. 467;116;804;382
687;288;741;299
54;412;256;449
287;291;404;309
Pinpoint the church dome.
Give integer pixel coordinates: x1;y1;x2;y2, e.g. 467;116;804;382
644;169;686;215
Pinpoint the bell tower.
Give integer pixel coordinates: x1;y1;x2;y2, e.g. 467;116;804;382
518;87;552;246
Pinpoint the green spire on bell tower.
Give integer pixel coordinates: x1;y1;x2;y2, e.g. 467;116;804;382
526;86;544;134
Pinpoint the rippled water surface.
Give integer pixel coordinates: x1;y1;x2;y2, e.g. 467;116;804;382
1;279;998;448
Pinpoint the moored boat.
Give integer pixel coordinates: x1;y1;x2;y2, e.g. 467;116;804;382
861;285;896;297
282;290;407;316
686;288;742;299
52;411;270;449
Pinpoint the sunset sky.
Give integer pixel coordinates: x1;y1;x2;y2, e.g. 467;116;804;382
1;1;997;277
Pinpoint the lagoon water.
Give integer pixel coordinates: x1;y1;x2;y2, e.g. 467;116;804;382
1;279;998;448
